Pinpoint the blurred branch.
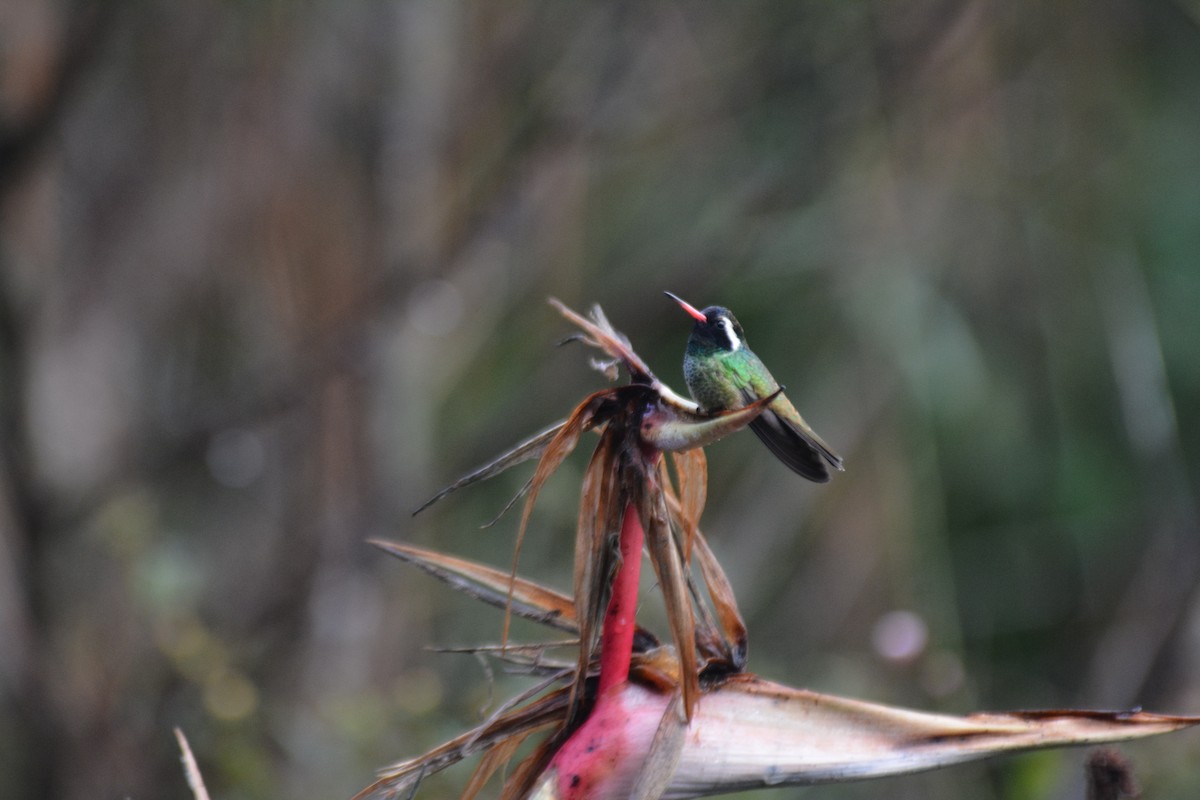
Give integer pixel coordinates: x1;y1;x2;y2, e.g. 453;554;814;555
0;241;59;800
0;15;126;794
0;262;42;609
0;1;120;195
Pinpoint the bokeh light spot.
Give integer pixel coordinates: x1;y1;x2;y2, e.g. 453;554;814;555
871;610;929;664
205;669;259;722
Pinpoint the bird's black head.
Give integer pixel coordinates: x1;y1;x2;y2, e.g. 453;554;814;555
665;292;747;353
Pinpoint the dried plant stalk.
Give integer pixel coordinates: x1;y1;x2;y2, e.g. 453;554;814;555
670;449;706;563
374;299;1200;800
571;422;624;715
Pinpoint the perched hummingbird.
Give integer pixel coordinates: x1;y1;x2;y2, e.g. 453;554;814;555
666;292;844;482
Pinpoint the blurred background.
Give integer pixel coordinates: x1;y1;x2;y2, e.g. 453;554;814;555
2;1;1200;798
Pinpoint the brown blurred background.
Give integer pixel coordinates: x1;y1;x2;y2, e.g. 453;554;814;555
2;2;1200;798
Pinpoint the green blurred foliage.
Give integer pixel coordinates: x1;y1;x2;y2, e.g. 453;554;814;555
2;1;1199;799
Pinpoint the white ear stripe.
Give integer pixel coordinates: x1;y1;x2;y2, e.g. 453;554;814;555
720;317;741;351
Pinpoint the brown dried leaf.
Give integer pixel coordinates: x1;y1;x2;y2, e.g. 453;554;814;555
572;424;625;714
461;728;535;800
413;420;567;515
370;540;578;633
669;449;706;563
371;538;666;669
655;460;722;665
690;530;747;670
505;390;617;647
655;481;747;672
637;480;699;721
500;734;566;800
549;298;659;387
356;687;572;800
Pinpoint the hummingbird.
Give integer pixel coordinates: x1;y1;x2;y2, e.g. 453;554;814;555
665;292;844;482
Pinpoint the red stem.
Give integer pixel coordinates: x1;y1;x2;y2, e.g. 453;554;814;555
547;502;646;798
598;502;643;694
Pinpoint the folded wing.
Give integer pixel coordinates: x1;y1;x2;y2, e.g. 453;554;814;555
741;388;843;482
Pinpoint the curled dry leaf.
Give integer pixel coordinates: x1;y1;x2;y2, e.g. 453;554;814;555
547;299;662;391
657;462;747;674
370;537;663;658
412;421;567;516
506;388;617;649
634;475;699;720
669;449;706;563
369;540;578;634
571;419;625;717
355;685;573;800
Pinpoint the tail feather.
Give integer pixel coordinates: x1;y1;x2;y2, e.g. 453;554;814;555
747;410;843;482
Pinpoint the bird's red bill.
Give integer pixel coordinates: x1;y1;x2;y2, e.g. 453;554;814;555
664;291;707;322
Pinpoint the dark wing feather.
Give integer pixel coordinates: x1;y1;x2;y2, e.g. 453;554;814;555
747;411;833;482
736;384;843;482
